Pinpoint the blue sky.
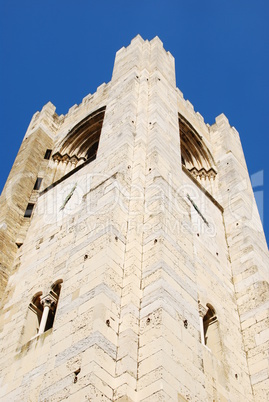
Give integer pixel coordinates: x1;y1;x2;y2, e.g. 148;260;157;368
0;1;268;244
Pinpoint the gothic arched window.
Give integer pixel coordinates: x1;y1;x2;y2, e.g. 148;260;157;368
202;303;222;359
21;292;43;344
21;280;63;345
179;113;217;183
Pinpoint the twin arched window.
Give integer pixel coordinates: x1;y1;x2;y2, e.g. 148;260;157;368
21;280;62;344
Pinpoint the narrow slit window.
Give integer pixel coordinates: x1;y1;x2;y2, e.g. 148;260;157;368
44;149;52;160
24;203;34;218
33;177;43;190
202;304;222;359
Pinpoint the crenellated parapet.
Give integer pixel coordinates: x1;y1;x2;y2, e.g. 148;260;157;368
0;35;268;402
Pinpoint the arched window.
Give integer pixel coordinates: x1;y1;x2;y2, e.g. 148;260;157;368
52;107;106;170
199;302;222;359
203;304;217;345
49;107;106;183
179;113;217;183
21;280;63;345
21;292;43;344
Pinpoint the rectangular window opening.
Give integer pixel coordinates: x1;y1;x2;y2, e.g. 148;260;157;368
24;203;35;218
44;149;52;160
33;177;43;191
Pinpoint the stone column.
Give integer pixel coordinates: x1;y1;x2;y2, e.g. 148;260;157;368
38;295;56;335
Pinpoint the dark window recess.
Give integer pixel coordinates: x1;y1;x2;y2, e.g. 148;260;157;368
44;149;52;160
24;203;35;218
45;309;56;332
33;177;43;190
45;282;62;331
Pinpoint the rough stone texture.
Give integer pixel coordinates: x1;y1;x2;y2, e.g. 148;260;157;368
0;35;268;401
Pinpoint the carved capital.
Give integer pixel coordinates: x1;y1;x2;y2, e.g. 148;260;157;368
198;302;207;318
41;294;57;310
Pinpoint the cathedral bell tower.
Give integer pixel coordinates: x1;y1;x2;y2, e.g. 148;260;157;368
0;36;268;402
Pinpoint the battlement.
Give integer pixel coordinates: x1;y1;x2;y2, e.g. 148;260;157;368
0;36;268;402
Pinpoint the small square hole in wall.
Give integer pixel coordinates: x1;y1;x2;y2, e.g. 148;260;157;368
24;203;34;218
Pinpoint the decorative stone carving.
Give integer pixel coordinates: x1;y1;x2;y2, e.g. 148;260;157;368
198;302;208;318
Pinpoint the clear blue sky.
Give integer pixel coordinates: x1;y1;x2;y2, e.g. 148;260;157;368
0;1;268;245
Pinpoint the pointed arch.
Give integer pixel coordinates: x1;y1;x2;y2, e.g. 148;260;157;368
179;113;217;179
57;106;106;161
21;280;63;345
202;303;222;359
20;291;43;344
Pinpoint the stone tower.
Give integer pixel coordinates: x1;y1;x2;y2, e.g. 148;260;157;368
0;36;268;402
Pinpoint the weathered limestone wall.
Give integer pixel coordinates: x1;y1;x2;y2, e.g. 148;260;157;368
0;79;111;301
0;162;125;400
210;114;269;401
0;119;55;299
0;36;268;402
182;171;254;400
